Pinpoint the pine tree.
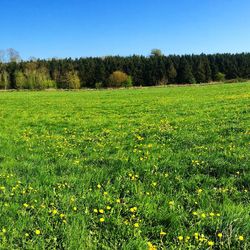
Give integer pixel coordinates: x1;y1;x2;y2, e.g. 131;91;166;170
195;59;206;83
166;59;177;83
178;57;196;84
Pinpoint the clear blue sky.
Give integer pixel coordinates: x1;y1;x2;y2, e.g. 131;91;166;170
1;0;250;60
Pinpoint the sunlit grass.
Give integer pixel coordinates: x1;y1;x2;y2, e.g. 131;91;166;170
0;83;249;249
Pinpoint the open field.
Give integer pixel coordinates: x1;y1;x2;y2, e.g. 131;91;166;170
0;83;249;249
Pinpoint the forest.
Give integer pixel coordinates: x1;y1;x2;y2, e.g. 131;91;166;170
0;49;250;89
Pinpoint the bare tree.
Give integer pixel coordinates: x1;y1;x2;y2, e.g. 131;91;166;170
7;48;21;63
0;50;5;62
29;56;37;62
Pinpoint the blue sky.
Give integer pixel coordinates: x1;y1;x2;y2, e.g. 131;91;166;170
1;0;250;59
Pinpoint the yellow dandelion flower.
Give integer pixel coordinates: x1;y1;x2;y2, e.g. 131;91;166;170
194;233;199;240
208;241;214;246
217;233;222;238
160;230;167;236
178;236;183;241
238;235;244;241
147;242;157;250
23;203;29;208
35;229;41;235
130;207;137;213
134;223;139;228
106;206;111;210
93;208;98;213
168;201;174;206
73;206;77;211
25;233;29;237
99;209;104;214
52;209;58;215
201;213;206;218
97;184;101;189
100;217;105;223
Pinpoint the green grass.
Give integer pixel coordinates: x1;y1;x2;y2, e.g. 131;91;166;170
0;83;249;249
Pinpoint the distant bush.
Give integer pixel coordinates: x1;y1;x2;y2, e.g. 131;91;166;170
44;80;57;89
95;82;103;89
15;71;27;89
67;71;81;89
123;76;133;87
215;72;226;82
59;70;81;89
0;70;9;89
108;71;133;88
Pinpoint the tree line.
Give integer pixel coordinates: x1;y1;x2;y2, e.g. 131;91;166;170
0;48;250;89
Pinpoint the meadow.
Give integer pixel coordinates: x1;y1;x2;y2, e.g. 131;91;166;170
0;83;249;249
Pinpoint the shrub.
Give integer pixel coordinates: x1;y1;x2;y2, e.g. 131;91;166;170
123;76;133;88
108;71;133;88
95;82;103;89
215;72;226;82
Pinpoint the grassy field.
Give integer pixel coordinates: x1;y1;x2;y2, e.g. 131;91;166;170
0;83;249;249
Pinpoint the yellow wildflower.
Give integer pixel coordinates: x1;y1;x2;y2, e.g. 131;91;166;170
35;229;41;235
147;242;157;250
160;230;167;236
23;203;29;208
52;209;58;215
178;236;183;241
218;233;222;238
208;241;214;246
60;213;65;219
238;235;244;241
197;189;203;194
201;213;206;218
